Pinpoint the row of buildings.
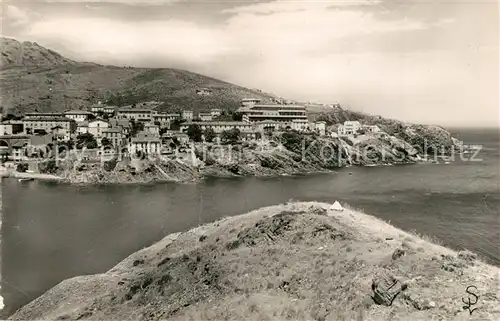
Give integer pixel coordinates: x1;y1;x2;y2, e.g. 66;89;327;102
181;98;326;137
90;101;222;124
1;98;381;160
336;121;380;136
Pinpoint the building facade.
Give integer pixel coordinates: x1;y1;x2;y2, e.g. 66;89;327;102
117;107;155;122
23;116;76;135
91;103;116;116
241;98;262;108
314;121;327;136
291;119;311;131
198;113;213;122
238;103;308;125
210;109;222;118
152;113;180;124
24;112;64;119
88;120;109;138
102;128;125;147
144;123;160;136
180;121;255;134
109;118;131;136
182;110;193;121
128;132;162;155
64;110;93;123
338;121;361;136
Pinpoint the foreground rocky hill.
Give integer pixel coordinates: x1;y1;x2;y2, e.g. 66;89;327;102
0;37;274;115
9;202;500;321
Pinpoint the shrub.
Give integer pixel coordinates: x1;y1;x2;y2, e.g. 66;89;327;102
187;124;203;142
103;159;118;172
101;137;112;147
204;128;216;143
280;131;303;152
76;133;98;149
220;128;240;145
16;163;29;173
39;160;58;174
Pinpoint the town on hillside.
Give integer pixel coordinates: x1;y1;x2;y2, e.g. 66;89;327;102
0;98;380;172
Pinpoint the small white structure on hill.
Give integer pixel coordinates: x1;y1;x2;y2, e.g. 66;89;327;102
314;121;326;136
338;121;361;136
365;125;381;133
330;201;344;212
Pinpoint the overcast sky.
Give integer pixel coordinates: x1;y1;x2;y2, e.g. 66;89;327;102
1;0;498;127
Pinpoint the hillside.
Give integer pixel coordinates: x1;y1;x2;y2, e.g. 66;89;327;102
9;202;500;321
0;37;274;115
0;37;76;68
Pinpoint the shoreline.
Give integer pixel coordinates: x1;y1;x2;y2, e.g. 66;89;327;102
0;169;63;181
0;159;425;185
9;202;500;321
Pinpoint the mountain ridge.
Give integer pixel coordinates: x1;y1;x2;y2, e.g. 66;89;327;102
0;37;276;115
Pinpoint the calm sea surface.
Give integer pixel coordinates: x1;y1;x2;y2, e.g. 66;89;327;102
1;128;499;317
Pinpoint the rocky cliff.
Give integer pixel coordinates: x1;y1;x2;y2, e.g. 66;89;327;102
50;126;461;184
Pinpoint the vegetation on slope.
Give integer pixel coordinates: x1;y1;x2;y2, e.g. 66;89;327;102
9;202;500;321
0;38;274;115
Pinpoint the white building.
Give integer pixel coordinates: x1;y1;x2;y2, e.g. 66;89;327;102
117;107;155;122
1;121;25;136
238;102;308;126
64;110;93;123
129;132;162;155
91;102;116;116
144;123;160;136
77;121;89;135
182;110;193;121
196;88;212;96
198;112;213;122
210;109;222;118
152;113;180;124
254;120;281;133
241;98;262;108
180;121;255;134
291;119;311;131
24;112;64;119
88;120;109;138
365;125;381;133
102;128;125;147
314;121;327;136
0;123;13;136
23;116;76;135
338;121;361;136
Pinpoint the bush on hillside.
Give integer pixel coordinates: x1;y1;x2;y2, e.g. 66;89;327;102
103;159;118;172
204;128;216;143
16;163;29;173
187;124;203;142
39;159;58;174
220;128;240;145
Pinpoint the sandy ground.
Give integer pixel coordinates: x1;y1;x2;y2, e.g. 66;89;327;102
0;167;62;181
8;202;500;321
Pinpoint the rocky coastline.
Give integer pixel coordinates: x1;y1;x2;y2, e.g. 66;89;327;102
6;123;463;185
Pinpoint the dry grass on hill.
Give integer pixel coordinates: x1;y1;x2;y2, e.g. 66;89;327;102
0;38;274;115
9;202;500;321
